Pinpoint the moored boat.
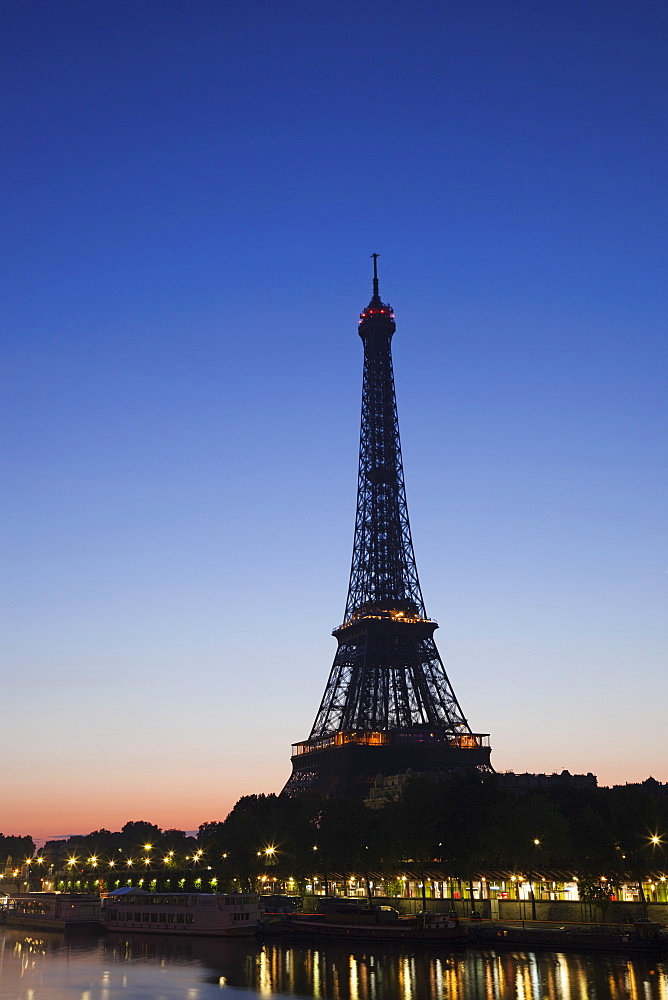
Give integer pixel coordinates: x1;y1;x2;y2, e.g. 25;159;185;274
103;889;261;937
275;904;667;952
474;919;667;953
278;909;467;944
5;893;101;929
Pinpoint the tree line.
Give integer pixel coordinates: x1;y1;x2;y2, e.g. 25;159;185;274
196;773;667;888
7;774;667;887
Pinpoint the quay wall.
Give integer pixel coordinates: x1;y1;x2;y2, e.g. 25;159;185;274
495;899;668;926
302;895;668;926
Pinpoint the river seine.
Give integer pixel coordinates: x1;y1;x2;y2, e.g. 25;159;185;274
1;926;666;1000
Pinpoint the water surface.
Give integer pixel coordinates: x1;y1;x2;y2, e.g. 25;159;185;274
1;926;666;1000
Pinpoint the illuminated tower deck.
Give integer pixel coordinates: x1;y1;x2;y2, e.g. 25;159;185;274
283;258;491;797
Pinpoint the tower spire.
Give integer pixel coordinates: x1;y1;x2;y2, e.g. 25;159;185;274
371;252;380;302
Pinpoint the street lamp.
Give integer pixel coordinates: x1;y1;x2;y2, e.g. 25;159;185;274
529;839;540;921
647;834;665;905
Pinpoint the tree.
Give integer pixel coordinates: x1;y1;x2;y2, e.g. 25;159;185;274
121;821;162;844
0;834;35;864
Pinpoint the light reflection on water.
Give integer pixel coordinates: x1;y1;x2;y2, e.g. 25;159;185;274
0;926;666;1000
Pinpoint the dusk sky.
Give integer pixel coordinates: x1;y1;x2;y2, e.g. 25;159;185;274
2;0;666;842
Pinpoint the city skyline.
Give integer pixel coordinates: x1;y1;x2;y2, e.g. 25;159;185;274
2;1;666;840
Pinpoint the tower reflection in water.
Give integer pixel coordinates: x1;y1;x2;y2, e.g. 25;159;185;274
249;943;667;1000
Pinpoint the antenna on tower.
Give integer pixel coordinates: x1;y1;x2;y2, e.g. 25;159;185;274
371;253;380;300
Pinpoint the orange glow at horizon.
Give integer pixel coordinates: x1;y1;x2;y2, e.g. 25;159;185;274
0;764;284;842
2;744;666;843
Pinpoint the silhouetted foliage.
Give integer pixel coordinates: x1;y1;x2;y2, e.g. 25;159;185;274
0;834;35;865
16;777;668;888
192;775;667;884
39;822;196;868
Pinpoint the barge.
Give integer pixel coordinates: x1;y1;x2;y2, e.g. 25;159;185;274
5;893;101;929
474;919;667;953
278;908;467;945
103;889;261;937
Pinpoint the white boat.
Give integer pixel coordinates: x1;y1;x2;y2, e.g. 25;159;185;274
6;892;101;928
103;889;261;936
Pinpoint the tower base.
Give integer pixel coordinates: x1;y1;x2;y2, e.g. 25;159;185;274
282;730;492;798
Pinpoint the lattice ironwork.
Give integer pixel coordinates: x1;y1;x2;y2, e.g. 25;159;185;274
343;292;424;622
282;259;490;795
309;628;470;738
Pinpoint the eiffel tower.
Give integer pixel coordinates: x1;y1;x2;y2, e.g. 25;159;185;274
283;258;491;797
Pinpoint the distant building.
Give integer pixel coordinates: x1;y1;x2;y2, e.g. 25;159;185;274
365;771;436;808
498;770;597;790
365;768;598;808
611;776;668;796
41;838;85;865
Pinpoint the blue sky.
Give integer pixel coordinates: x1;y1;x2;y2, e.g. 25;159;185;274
1;0;666;839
